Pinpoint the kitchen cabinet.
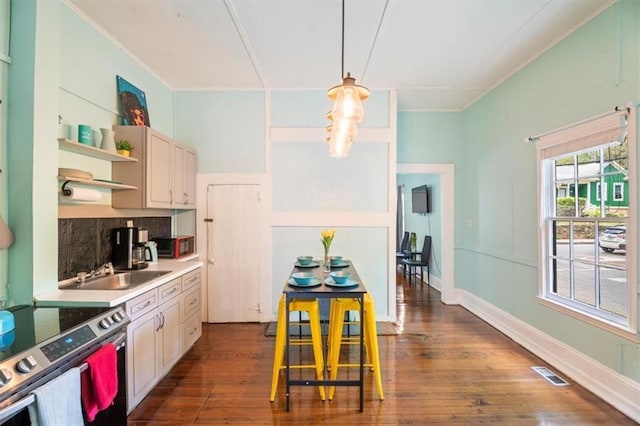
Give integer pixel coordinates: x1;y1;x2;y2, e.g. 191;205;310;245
181;268;202;350
157;280;183;376
125;290;160;412
173;144;197;208
112;126;197;209
124;268;202;413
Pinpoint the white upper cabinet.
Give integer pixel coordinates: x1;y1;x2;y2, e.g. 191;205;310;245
112;126;196;209
173;144;197;208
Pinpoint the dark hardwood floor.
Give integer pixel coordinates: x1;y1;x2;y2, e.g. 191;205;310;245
128;271;636;425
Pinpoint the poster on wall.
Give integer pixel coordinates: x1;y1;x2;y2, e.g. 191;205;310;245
116;75;151;127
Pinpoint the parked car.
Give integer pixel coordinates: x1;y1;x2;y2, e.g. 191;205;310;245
598;225;626;253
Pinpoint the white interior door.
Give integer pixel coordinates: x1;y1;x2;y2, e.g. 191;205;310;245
207;184;261;322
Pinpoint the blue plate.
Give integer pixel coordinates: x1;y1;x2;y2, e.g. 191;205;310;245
288;277;322;288
324;277;359;287
295;261;320;268
329;261;349;268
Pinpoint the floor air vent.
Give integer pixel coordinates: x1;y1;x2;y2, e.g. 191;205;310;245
532;366;569;386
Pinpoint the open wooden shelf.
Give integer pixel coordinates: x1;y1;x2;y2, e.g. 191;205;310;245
58;138;138;162
58;176;137;190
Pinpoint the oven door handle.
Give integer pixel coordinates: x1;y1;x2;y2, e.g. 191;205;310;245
78;332;127;373
110;332;127;351
0;393;36;424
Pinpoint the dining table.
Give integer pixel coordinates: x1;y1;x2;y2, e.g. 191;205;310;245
282;259;367;412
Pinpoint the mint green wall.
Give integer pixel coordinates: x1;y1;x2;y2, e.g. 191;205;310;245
0;0;9;302
397;112;460;164
7;0;59;304
457;0;639;381
174;91;265;173
5;1;176;303
272;142;389;212
397;174;442;281
59;4;174;139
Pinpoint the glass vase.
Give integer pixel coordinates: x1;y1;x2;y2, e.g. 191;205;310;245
323;252;331;273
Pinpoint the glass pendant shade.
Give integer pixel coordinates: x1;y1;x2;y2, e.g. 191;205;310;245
328;73;369;123
328;135;352;158
326;117;358;141
327;118;357;158
330;85;364;123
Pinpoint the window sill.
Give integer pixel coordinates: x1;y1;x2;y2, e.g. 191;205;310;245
537;296;639;342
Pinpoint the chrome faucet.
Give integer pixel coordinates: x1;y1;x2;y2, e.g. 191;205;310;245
77;262;114;283
94;262;115;277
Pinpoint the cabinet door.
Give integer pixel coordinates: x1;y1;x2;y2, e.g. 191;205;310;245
146;131;173;208
173;144;186;207
127;309;160;412
159;297;182;374
183;310;202;351
184;148;197;208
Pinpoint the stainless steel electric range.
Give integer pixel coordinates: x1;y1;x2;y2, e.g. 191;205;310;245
0;305;129;425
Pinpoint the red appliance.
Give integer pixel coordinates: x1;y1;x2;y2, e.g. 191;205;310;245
153;236;195;259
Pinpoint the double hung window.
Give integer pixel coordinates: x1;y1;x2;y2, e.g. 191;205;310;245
535;106;637;335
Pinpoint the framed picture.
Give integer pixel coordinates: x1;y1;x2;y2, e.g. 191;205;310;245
116;75;151;127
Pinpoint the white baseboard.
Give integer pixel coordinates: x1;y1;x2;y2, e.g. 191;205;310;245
458;289;640;423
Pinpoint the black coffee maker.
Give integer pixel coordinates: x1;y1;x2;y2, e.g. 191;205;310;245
112;227;149;270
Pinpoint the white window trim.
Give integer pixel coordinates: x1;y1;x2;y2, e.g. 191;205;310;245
596;182;607;201
533;105;637;339
613;182;624;201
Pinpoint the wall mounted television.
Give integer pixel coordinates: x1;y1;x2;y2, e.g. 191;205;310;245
411;185;430;214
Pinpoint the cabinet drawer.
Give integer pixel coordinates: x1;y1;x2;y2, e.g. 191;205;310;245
126;290;158;321
159;278;182;304
182;310;202;350
182;286;201;321
182;268;201;292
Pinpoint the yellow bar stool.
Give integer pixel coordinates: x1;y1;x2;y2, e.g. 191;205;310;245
327;293;383;400
270;294;326;402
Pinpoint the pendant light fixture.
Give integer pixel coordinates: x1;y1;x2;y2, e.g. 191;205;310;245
326;0;370;158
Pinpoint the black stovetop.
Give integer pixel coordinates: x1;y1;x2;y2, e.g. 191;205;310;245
0;305;111;362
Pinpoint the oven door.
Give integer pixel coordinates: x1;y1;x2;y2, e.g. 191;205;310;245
0;332;127;425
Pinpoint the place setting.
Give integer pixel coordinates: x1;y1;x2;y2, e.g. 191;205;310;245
287;272;322;288
324;271;359;288
294;256;320;268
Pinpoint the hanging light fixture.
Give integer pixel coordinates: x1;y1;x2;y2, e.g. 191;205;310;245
326;0;370;158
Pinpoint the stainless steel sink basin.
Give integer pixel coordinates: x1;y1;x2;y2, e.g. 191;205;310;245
65;270;172;290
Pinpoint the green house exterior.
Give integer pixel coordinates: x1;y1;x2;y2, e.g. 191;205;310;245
588;163;629;209
558;162;628;211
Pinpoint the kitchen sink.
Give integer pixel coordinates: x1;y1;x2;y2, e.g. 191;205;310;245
64;270;172;290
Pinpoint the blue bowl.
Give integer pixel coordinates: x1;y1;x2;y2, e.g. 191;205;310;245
329;256;343;266
292;272;314;285
297;256;313;266
329;271;351;284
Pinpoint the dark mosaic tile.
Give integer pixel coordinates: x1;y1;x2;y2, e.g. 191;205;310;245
58;216;172;281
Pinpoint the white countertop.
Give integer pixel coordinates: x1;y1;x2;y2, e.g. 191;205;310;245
34;257;204;307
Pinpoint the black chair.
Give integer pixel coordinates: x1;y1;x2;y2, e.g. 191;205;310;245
401;235;431;285
395;231;410;265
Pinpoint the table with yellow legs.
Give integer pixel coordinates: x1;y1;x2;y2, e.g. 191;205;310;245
279;260;367;412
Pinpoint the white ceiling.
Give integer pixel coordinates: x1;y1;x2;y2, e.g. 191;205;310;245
67;0;615;112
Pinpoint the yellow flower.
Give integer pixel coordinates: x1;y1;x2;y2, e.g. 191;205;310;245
321;229;336;253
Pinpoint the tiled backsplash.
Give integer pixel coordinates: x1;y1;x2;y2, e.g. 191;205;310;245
58;217;171;281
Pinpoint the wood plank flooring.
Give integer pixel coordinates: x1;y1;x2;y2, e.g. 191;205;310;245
128;271;636;425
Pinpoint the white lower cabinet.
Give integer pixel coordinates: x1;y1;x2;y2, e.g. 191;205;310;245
125;268;202;413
